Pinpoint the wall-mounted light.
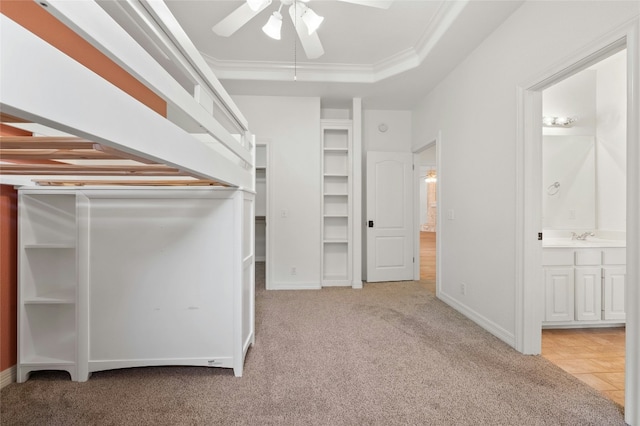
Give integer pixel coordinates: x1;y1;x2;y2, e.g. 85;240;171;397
543;116;578;127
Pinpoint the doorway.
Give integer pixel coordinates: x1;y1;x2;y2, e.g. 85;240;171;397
538;49;627;407
517;22;639;422
413;141;439;295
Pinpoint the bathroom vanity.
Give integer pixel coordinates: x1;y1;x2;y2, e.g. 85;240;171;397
542;238;626;328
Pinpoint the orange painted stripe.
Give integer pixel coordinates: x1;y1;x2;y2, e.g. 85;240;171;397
0;124;31;137
0;0;167;117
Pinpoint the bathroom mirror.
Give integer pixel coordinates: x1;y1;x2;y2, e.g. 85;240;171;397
542;135;596;230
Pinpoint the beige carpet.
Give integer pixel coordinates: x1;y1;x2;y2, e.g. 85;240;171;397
0;263;625;425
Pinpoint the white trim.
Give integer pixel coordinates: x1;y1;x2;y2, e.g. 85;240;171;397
257;139;272;290
268;281;322;291
352;98;363;290
625;18;640;424
0;366;16;389
203;1;467;85
438;292;515;347
516;18;640;425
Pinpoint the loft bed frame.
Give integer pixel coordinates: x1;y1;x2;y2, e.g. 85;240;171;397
1;1;256;381
1;0;254;188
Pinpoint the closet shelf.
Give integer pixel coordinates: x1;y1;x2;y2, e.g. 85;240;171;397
24;243;75;249
323;239;348;244
24;291;75;304
21;356;75;366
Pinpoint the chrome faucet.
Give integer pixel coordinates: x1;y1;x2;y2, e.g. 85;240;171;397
572;232;595;240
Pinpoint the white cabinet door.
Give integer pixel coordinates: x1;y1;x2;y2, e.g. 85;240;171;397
575;267;602;321
544;268;574;322
603;266;626;321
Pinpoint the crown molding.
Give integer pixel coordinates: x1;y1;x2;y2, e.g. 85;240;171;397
203;0;468;83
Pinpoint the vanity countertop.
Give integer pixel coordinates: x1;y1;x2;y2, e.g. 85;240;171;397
543;238;626;248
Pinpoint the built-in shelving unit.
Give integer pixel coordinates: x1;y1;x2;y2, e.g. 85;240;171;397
18;192;80;381
321;120;352;286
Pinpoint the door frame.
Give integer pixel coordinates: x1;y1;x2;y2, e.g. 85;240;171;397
515;18;639;422
256;139;272;290
412;135;441;296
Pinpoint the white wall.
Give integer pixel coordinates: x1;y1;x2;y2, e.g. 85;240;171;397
363;110;412;153
411;1;639;344
233;96;322;289
595;50;627;232
542;71;597;230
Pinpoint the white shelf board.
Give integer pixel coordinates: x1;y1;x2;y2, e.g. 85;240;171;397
24;243;76;249
21;356;75;365
24;288;75;305
323;173;348;177
24;297;75;305
324;239;348;244
324;214;348;218
324;192;348;197
324;148;348;152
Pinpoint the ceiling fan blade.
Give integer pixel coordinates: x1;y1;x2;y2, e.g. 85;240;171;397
212;1;271;37
288;5;324;59
335;0;393;9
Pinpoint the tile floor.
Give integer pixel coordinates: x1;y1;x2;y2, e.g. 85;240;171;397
541;327;625;407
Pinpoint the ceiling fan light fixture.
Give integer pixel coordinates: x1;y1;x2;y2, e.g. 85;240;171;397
262;11;283;40
300;5;324;35
247;0;270;12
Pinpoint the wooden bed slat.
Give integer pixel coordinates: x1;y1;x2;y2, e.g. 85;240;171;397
0;136;95;150
0;149;124;160
0;164;186;176
93;145;158;164
34;179;225;187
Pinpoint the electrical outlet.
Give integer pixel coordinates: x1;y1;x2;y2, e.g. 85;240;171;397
460;282;467;296
291;267;297;275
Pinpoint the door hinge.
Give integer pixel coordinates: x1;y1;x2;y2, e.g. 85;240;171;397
538;232;543;241
413;257;415;263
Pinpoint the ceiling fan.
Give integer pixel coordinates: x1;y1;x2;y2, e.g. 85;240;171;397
212;0;394;60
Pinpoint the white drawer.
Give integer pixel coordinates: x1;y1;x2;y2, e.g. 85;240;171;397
542;250;574;266
575;250;602;266
603;248;626;265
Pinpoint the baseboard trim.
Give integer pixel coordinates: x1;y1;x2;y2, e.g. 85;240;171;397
438;292;516;348
1;365;16;389
269;281;321;290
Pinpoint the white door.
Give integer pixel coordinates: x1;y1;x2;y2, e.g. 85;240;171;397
366;152;413;282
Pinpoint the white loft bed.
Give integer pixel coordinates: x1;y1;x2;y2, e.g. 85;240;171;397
0;0;255;380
